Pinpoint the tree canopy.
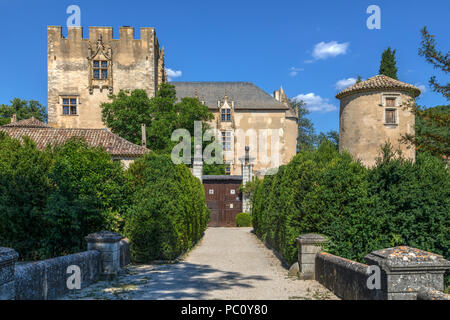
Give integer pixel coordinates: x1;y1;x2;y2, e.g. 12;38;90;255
379;47;398;79
419;27;449;100
0;98;47;126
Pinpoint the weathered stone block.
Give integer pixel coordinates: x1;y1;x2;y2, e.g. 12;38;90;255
365;246;450;300
85;231;123;277
296;234;327;280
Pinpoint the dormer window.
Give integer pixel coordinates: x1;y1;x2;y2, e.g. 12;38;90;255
93;60;108;79
221;108;231;122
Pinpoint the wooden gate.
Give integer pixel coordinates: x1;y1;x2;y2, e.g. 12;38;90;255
203;175;243;227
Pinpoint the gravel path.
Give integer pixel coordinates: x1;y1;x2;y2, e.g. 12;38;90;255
63;227;337;300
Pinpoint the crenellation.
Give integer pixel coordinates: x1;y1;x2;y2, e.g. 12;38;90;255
48;25;164;129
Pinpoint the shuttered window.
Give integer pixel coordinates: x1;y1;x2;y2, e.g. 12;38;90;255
385;109;396;124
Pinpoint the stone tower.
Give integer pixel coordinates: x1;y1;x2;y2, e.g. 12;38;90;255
47;26;166;129
336;75;420;167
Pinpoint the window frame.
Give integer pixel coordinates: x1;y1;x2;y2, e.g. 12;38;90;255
93;60;108;80
221;131;232;151
221;108;231;122
62;97;78;116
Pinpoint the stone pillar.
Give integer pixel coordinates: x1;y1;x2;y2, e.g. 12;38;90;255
365;246;450;300
192;144;203;182
296;233;327;280
240;146;254;213
85;231;123;278
0;247;19;300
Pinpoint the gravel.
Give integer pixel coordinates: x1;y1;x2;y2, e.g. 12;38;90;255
63;227;337;300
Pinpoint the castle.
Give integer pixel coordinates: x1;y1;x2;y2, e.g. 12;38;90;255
47;26;298;176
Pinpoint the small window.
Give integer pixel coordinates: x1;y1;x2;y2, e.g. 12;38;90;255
229;203;234;209
209;189;214;195
93;60;108;79
221;108;231;122
386;98;396;107
230;189;235;195
62;98;77;115
385;109;396;124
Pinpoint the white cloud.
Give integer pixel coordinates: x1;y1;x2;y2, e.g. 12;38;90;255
289;67;304;77
415;83;427;95
335;77;357;90
293;93;338;113
312;41;349;60
166;68;182;81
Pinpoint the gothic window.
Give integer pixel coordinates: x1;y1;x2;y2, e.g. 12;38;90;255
93;60;108;79
222;131;232;151
221;108;231;122
385;109;397;124
62;98;77;115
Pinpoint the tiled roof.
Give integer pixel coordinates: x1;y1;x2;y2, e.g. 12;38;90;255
336;75;421;99
0;118;148;157
2;117;51;128
170;82;289;111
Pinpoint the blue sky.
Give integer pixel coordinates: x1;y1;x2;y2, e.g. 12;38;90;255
0;0;448;133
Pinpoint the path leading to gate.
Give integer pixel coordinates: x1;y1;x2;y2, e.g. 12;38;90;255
63;228;337;300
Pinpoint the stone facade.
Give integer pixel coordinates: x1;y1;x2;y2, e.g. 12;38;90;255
337;75;419;167
173;82;298;176
48;26;166;129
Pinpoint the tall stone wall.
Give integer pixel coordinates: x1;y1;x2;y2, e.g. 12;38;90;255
48;26;165;129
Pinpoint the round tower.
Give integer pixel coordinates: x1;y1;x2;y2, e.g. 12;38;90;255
336;75;420;167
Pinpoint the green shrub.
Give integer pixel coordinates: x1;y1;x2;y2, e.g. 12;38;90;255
0;133;53;260
236;212;252;227
124;152;209;263
0;135;131;260
252;141;450;266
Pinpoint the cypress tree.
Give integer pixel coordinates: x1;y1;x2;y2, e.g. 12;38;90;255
379;47;398;79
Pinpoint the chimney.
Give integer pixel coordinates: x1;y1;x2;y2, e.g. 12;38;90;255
141;123;147;147
11;114;17;123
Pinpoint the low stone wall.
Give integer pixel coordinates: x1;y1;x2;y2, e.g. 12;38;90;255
315;252;385;300
15;250;101;300
417;286;450;300
297;233;450;300
1;231;132;300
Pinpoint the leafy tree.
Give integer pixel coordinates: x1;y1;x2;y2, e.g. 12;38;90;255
317;130;339;149
403;105;450;157
379;47;398;79
43;138;131;257
289;98;316;151
0;98;47;126
419;27;449;100
101;89;153;146
101;84;214;156
0;133;53;260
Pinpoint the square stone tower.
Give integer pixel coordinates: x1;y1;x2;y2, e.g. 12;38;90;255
48;26;166;129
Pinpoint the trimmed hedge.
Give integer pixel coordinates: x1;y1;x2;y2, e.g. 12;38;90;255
124;152;209;262
252;142;450;265
236;212;252;227
0;135;129;260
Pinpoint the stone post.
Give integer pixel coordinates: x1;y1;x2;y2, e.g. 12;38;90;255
85;231;123;278
240;146;254;213
296;234;327;280
365;246;450;300
0;247;19;300
192;144;203;182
